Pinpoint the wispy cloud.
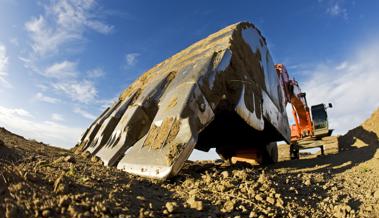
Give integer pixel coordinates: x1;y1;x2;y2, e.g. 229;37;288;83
86;67;104;78
321;0;348;19
327;3;347;18
20;1;112;107
301;40;379;134
0;44;12;89
51;113;64;122
0;106;33;118
74;107;96;120
9;37;19;46
53;80;97;103
25;0;113;56
34;92;61;104
0;105;82;148
44;60;77;78
124;53;140;68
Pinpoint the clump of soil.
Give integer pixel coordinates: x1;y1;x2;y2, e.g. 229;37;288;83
1;108;379;217
144;118;181;150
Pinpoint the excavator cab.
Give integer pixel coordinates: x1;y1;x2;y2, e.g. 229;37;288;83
311;103;333;138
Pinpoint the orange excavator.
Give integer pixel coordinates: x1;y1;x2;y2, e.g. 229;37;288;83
276;64;334;159
228;64;335;164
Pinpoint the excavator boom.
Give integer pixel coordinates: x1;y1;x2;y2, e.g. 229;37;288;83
275;64;314;141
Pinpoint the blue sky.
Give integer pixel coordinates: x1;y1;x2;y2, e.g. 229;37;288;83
0;0;379;158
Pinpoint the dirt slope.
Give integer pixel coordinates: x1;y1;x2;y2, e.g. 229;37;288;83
0;108;378;218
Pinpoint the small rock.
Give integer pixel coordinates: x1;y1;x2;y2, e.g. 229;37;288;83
202;173;212;184
373;190;379;199
64;155;75;163
233;170;247;180
276;198;284;208
165;202;177;213
266;196;275;204
67;205;82;216
238;205;247;213
221;171;229;178
98;202;108;213
187;197;203;211
217;184;226;192
54;174;68;193
304;178;311;186
91;155;102;164
53;157;65;164
258;171;268;184
42;209;51;217
365;205;373;212
255;194;263;201
333;204;351;218
9;183;24;192
58;195;71;207
249;211;257;218
222;201;235;213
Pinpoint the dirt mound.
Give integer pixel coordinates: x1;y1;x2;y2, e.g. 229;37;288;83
0;128;334;217
1;109;379;218
362;107;379;134
0;127;310;217
339;108;379;150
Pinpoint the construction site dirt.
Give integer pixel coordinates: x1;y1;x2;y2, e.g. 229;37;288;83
1;108;378;218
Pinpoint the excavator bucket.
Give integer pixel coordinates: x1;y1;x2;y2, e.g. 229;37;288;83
77;22;291;180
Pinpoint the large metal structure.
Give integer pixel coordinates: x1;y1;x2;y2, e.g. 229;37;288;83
76;22;332;180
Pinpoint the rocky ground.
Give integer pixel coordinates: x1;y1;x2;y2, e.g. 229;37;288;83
0;109;378;218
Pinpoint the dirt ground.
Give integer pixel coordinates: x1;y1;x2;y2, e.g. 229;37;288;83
0;109;378;218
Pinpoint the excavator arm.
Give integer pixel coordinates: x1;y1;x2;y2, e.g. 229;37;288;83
275;64;313;142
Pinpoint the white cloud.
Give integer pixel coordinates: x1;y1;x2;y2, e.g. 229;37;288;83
53;80;97;103
96;97;117;110
87;67;104;78
36;84;49;91
301;40;379;134
44;60;77;78
85;20;114;34
74;107;96;120
124;53;140;67
9;37;19;46
0;44;11;89
335;61;348;70
0;106;33;118
25;0;113;55
325;1;348;19
0;105;83;148
34;92;61;104
51;113;64;122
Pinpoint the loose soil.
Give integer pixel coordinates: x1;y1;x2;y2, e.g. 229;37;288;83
1;108;378;218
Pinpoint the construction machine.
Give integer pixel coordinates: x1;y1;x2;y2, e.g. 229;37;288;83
275;64;336;159
75;22;335;180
